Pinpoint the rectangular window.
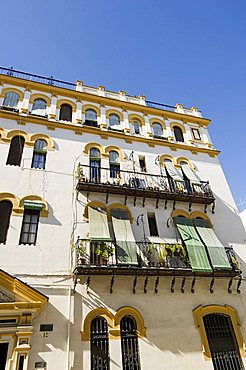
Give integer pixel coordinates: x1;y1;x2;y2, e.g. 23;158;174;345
31;152;46;169
147;213;158;236
19;209;40;245
191;128;201;140
139;156;146;172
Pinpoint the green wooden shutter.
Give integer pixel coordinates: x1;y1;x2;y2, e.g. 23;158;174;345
194;219;231;270
181;164;200;182
174;217;212;272
111;209;138;265
165;162;183;181
88;207;111;241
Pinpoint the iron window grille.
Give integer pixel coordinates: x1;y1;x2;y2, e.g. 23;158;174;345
90;316;110;370
19;209;40;245
203;313;245;370
6;136;25;166
120;316;141;370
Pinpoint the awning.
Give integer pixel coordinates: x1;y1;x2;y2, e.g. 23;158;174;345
181;164;201;182
88;207;111;241
24;200;44;210
194;219;231;270
111;209;138;265
174;217;212;272
165;162;183;181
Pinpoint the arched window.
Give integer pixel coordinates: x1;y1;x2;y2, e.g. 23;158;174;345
109;151;120;178
90;148;101;182
120;315;141;370
0;201;13;244
31;139;47;169
32;99;47;116
173;126;184;142
203;313;244;369
59;104;72;121
90;316;110;370
3;92;20;108
133;121;140;135
109;114;120;128
85;109;97;126
152;122;163;138
6;136;25;166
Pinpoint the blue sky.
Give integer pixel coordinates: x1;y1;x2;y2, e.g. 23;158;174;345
2;0;246;210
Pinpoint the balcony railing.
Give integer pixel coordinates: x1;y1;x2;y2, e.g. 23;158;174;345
77;165;215;205
73;240;240;277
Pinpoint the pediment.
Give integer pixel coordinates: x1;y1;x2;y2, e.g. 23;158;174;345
0;269;47;309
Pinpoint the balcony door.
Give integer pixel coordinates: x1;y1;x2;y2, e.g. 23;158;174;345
89;148;101;183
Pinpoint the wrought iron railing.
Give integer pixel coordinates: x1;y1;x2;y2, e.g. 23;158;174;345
77;164;214;199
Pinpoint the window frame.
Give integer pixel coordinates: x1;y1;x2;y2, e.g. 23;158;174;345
19;208;40;245
31;98;47;117
31;139;47;169
120;315;141;370
152;122;163;138
191;128;201;140
6;135;25;166
0;200;13;244
173;126;184;142
90;316;110;370
3;92;20;108
59;103;73;122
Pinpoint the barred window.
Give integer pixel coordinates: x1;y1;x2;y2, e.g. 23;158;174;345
120;316;141;370
173;126;184;142
19;209;40;245
59;104;72;121
203;313;245;370
6;136;25;166
31;139;47;169
90;316;110;370
32;99;47;116
0;201;12;244
3;92;19;108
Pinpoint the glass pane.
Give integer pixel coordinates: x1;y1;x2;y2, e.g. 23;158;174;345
32;99;46;115
153;123;163;137
3;92;19;107
109;114;120;126
59;104;72;121
90;148;100;158
134;121;140;134
85;109;97;121
34;140;47;150
109;151;119;163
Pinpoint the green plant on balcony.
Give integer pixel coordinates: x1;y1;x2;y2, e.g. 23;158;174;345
159;243;186;266
95;242;114;262
73;239;87;265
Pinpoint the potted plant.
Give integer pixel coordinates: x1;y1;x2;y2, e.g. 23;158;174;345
73;240;87;265
95;242;114;265
146;243;158;267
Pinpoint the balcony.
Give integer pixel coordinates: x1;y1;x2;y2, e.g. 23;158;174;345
83;119;98;128
77;165;215;206
73;239;240;278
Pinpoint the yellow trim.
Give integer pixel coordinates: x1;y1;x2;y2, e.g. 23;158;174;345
19;195;48;217
114;306;146;338
0;110;219;157
29;93;51;106
170;122;186;133
6;129;31;143
149;118;166;130
108;203;133;223
57;99;76;112
82;104;101;116
106;109;123;121
30;134;54;151
81;308;114;341
190;211;211;224
0;193;20;215
172;209;211;224
104;145;125;161
83;142;103;156
128;114;145;126
176;157;195;170
0;74;211;127
83;201;109;221
81;306;146;341
171;209;190;218
159;154;175;166
193;305;245;359
1;87;24;101
0;127;7;139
